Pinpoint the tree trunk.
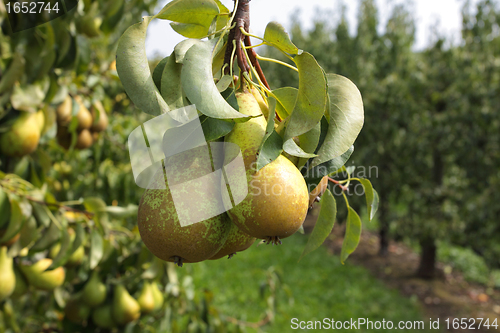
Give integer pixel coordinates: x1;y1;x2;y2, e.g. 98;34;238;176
378;200;389;256
417;237;436;279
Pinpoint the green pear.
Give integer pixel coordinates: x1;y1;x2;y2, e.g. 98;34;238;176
112;284;141;325
151;282;164;311
137;282;155;314
11;266;28;297
0;246;15;301
92;304;117;329
82;271;107;307
0;112;41;157
137;145;231;266
65;293;91;324
224;90;309;244
210;222;255;260
18;258;65;291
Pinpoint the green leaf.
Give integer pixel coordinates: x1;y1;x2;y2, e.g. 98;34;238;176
181;39;249;120
19;216;38;249
283;139;316;158
256;98;283;171
264;21;301;55
161;52;185;110
152;56;169;91
89;229;103;270
84;197;110;234
311;74;364;167
297;122;321;168
31;201;51;227
174;39;201;64
0;187;10;229
105;205;138;219
0;54;25;94
304;146;354;187
155;0;220;34
0;197;25;244
49;227;71;269
299;189;336;261
200;116;234;142
272;87;297;120
10;83;46;113
170;22;210;39
31;221;60;252
340;207;362;264
116;17;170;116
358;179;379;221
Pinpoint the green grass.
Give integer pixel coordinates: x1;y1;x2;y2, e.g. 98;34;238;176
177;234;435;332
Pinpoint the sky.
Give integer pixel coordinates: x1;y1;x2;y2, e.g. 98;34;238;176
145;0;478;58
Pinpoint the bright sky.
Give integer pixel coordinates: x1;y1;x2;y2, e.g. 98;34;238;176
145;0;478;58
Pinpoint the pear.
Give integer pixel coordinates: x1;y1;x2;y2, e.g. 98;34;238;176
251;87;269;119
112;284;141;325
75;129;93;149
210;222;255;260
137;282;155;314
137;146;231;266
224;90;309;244
90;101;109;132
0;246;15;301
65;293;91;324
18;258;65;291
11;266;28;298
151;282;164;311
92;303;117;329
57;96;73;126
35;110;45;133
74;96;93;130
82;271;107;307
0;112;41;157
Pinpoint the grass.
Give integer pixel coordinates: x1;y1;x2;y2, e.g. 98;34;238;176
177;233;435;332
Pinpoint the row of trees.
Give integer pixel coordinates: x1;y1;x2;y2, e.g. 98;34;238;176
263;0;500;278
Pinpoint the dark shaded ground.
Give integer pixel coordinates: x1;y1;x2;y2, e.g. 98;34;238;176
304;210;500;332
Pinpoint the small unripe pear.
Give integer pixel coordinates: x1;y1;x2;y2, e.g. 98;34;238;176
57;96;73;126
137;282;155;314
90;101;109;132
18;258;65;291
0;112;41;157
74;96;93;130
82;271;107;307
92;304;117;329
0;246;15;301
112;284;141;325
151;282;164;311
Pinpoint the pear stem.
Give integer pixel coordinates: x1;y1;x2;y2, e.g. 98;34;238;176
224;0;251;75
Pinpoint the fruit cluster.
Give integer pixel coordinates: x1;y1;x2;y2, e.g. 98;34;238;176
56;95;108;150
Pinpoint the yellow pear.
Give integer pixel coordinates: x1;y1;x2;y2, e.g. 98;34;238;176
90;101;109;132
74;96;93;130
137;282;155;314
210;222;255;260
224;90;309;244
137;146;231;266
112;284;141;325
0;246;15;301
82;271;107;307
92;304;117;329
18;258;65;291
57;96;73;126
35;110;45;134
65;293;91;324
151;282;164;311
0;112;41;157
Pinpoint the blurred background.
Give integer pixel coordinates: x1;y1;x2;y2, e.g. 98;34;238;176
0;0;499;332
